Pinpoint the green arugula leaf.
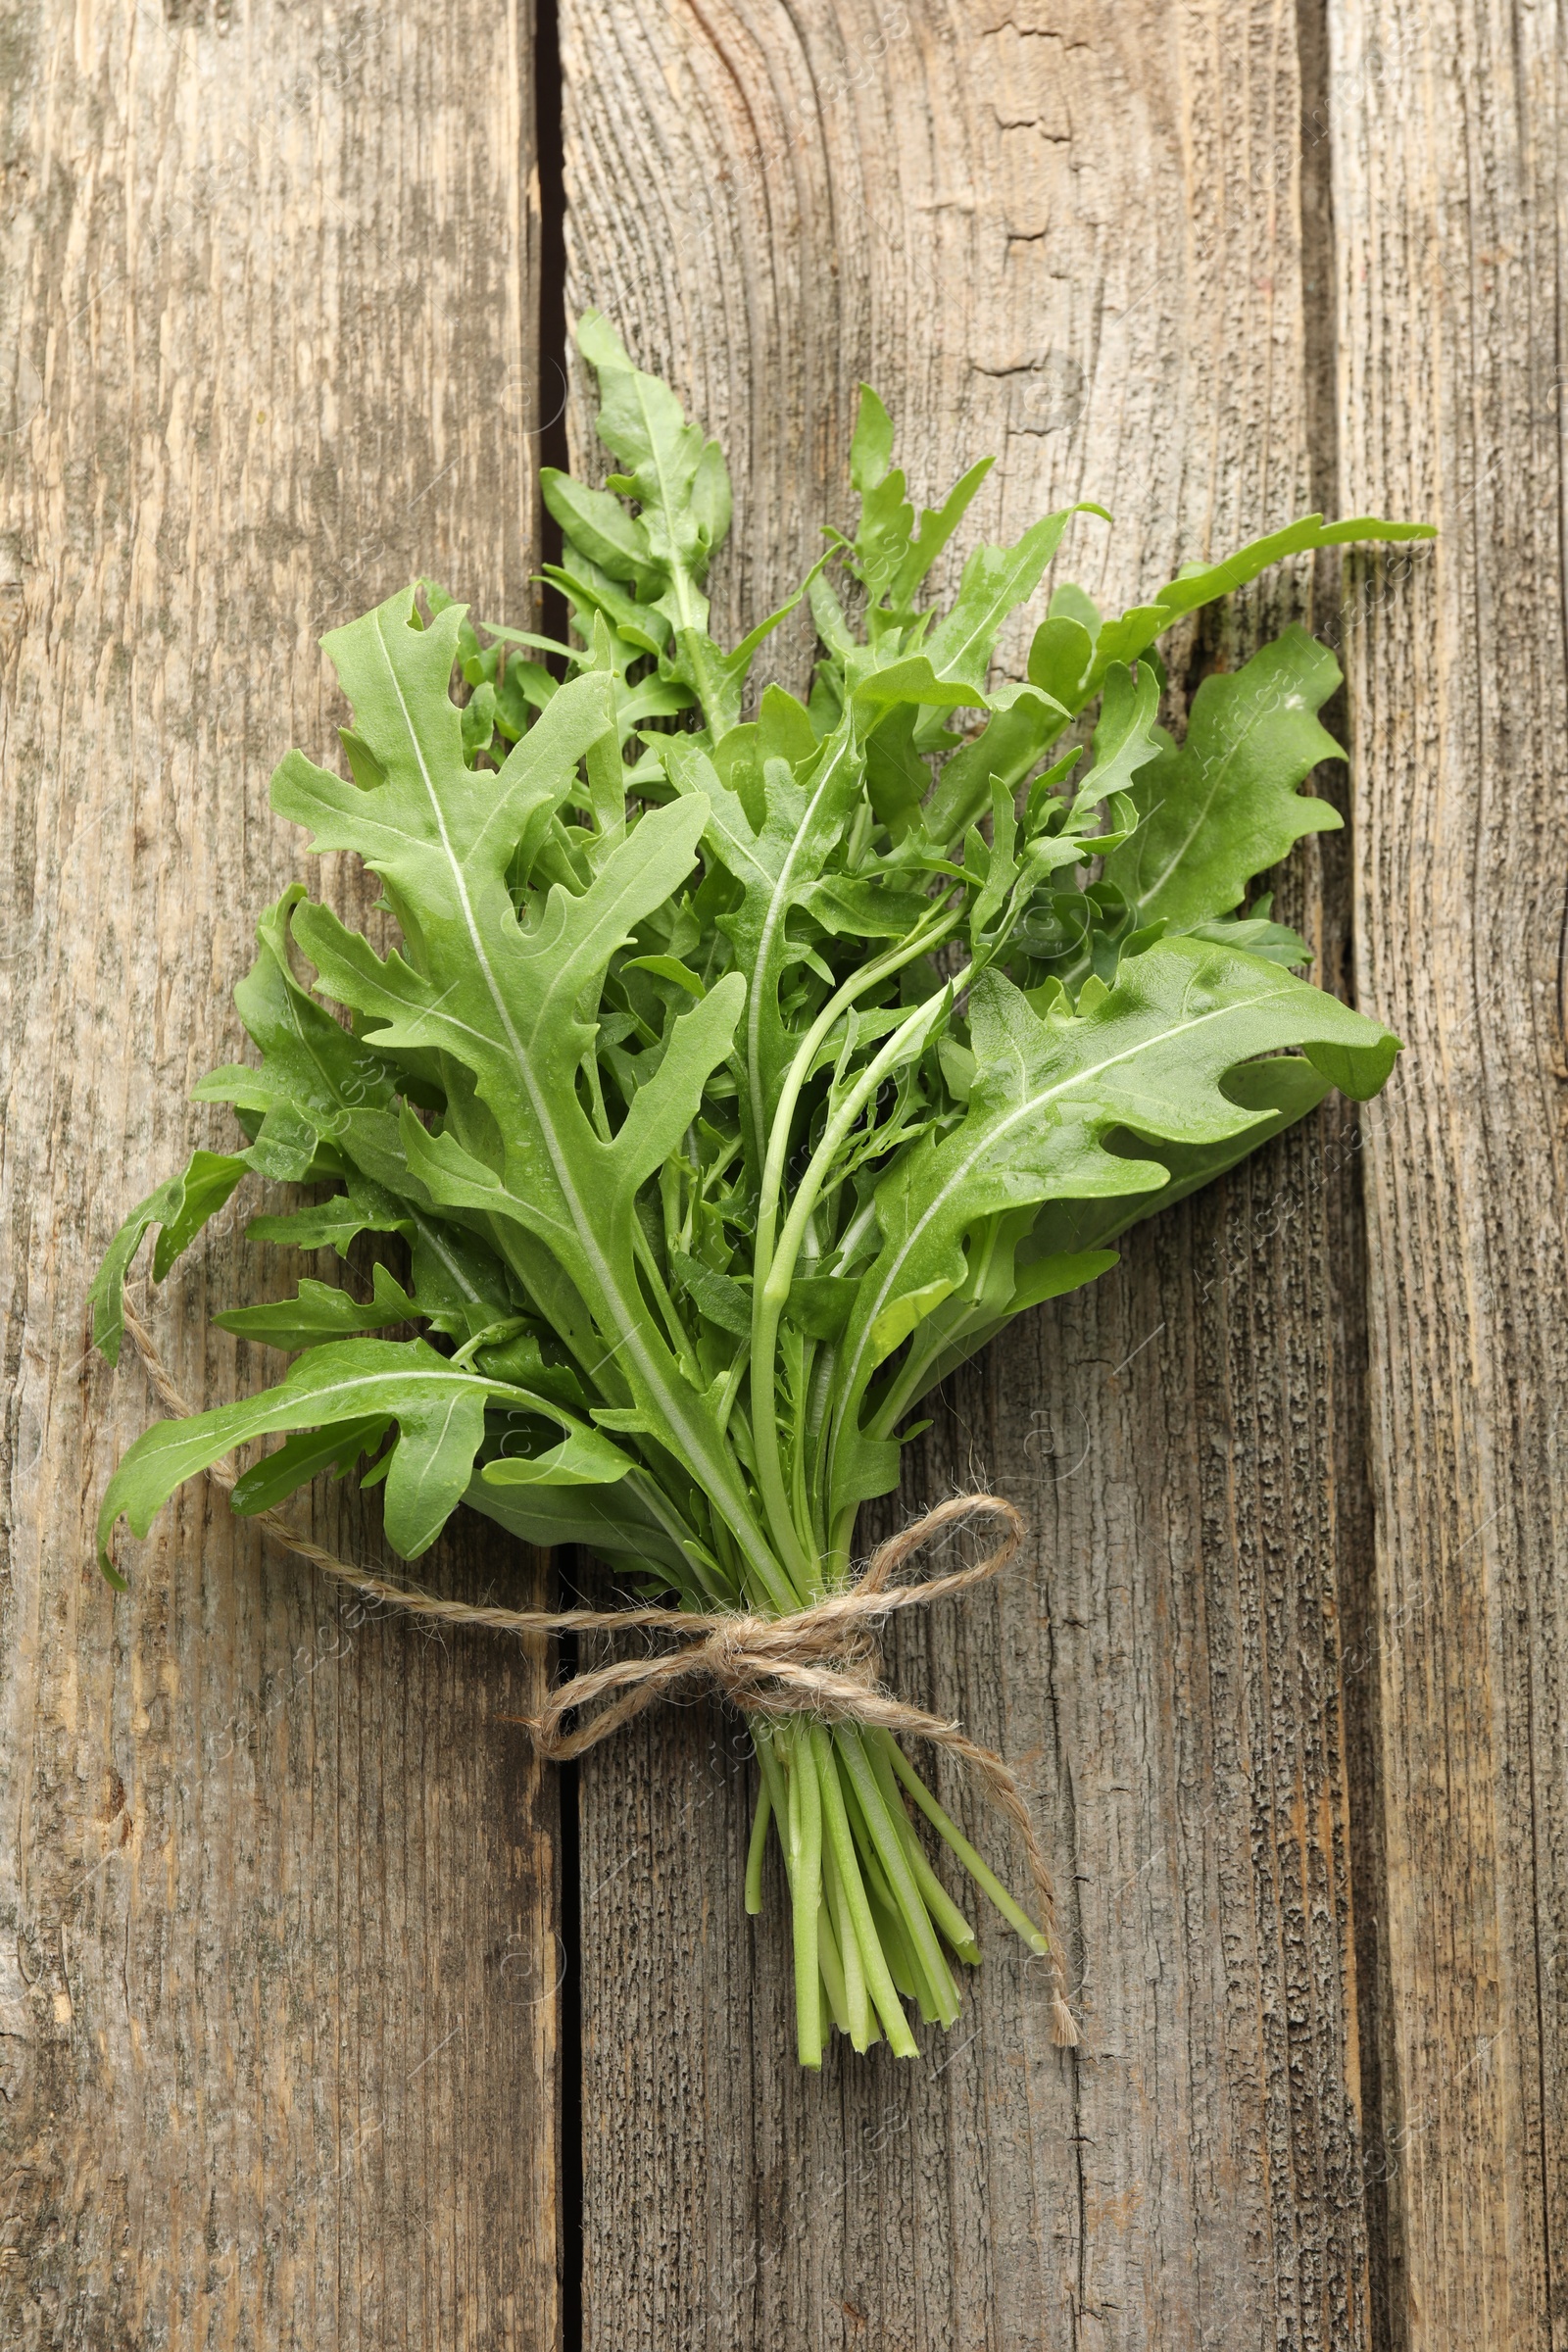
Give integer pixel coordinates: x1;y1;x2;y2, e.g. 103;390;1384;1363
89;1150;249;1364
214;1262;418;1352
1026;613;1096;708
782;1274;857;1342
480;1424;631;1488
1067;660;1162;819
98;1338;623;1567
889;462;995;609
922;504;1109;697
539;467;659;591
1022;1055;1335;1267
666;734;862;1170
923;684;1070;848
229;1418;391;1516
1101;625;1344;931
826;936;1398;1519
246;1169;414;1255
670;1249;753;1340
1008;1247;1123;1315
274;588;786;1603
463;1464;688;1571
1081;513;1436;703
1186;893;1312;968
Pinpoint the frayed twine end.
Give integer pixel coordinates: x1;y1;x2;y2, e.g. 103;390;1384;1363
1050;1970;1081;2050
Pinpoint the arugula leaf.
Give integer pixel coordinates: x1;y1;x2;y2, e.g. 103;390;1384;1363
230;1418;391;1516
1101;626;1346;931
246;1170;414;1255
90;1151;249;1364
463;1463;689;1572
844;383;995;614
1080;512;1436;703
98;1338;626;1567
670;1249;753;1339
921;504;1108;697
214;1262;418;1352
667;734;863;1170
824;937;1397;1519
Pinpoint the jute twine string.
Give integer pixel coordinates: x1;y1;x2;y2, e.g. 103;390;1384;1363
122;1298;1079;2047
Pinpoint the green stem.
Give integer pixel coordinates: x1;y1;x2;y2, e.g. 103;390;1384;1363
785;1724;824;2068
837;1727;960;2027
809;1725;918;2056
449;1315;531;1368
815;1894;853;2039
826;1502;858;1589
761;1730;858;2043
835;1780;923;2005
752;910;960;1294
755;1727;791;1855
744;914;960;1587
883;1736;1050;1955
744;1766;772;1916
865;1733;981;1965
822;1833;873;2050
752;994;948;1581
863;1877;921;2005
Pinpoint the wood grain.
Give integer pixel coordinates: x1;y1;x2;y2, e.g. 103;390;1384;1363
561;2;1381;2343
1333;5;1568;2346
0;4;559;2344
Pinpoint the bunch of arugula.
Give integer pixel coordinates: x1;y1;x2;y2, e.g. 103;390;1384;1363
92;318;1427;2066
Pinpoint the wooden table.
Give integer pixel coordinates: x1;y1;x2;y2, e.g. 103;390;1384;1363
2;3;1561;2344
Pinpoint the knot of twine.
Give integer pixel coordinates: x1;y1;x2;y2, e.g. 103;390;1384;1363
122;1299;1079;2047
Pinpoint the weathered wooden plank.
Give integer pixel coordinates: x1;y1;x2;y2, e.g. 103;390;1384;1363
561;3;1378;2343
1333;5;1568;2346
0;5;558;2343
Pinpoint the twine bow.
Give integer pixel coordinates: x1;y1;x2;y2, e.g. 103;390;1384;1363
122;1299;1079;2047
